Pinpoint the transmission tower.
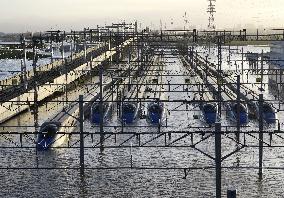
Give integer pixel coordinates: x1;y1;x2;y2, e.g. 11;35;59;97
207;0;216;30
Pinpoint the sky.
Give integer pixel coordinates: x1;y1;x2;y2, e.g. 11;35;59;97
0;0;283;33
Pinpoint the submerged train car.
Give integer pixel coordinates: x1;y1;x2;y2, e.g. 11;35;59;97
146;100;166;124
200;103;219;125
120;102;140;124
226;102;249;125
91;102;113;124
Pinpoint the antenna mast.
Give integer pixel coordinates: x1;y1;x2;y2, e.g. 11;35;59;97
207;0;216;30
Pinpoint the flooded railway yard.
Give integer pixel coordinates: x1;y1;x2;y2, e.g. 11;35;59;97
1;36;284;198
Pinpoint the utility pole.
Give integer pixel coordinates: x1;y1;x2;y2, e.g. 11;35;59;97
79;95;85;175
215;122;222;198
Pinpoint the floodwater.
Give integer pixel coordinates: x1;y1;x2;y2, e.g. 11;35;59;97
0;45;284;198
0;50;71;80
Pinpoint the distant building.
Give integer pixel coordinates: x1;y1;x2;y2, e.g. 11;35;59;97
59;44;72;52
0;41;21;49
246;52;259;69
268;41;284;95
